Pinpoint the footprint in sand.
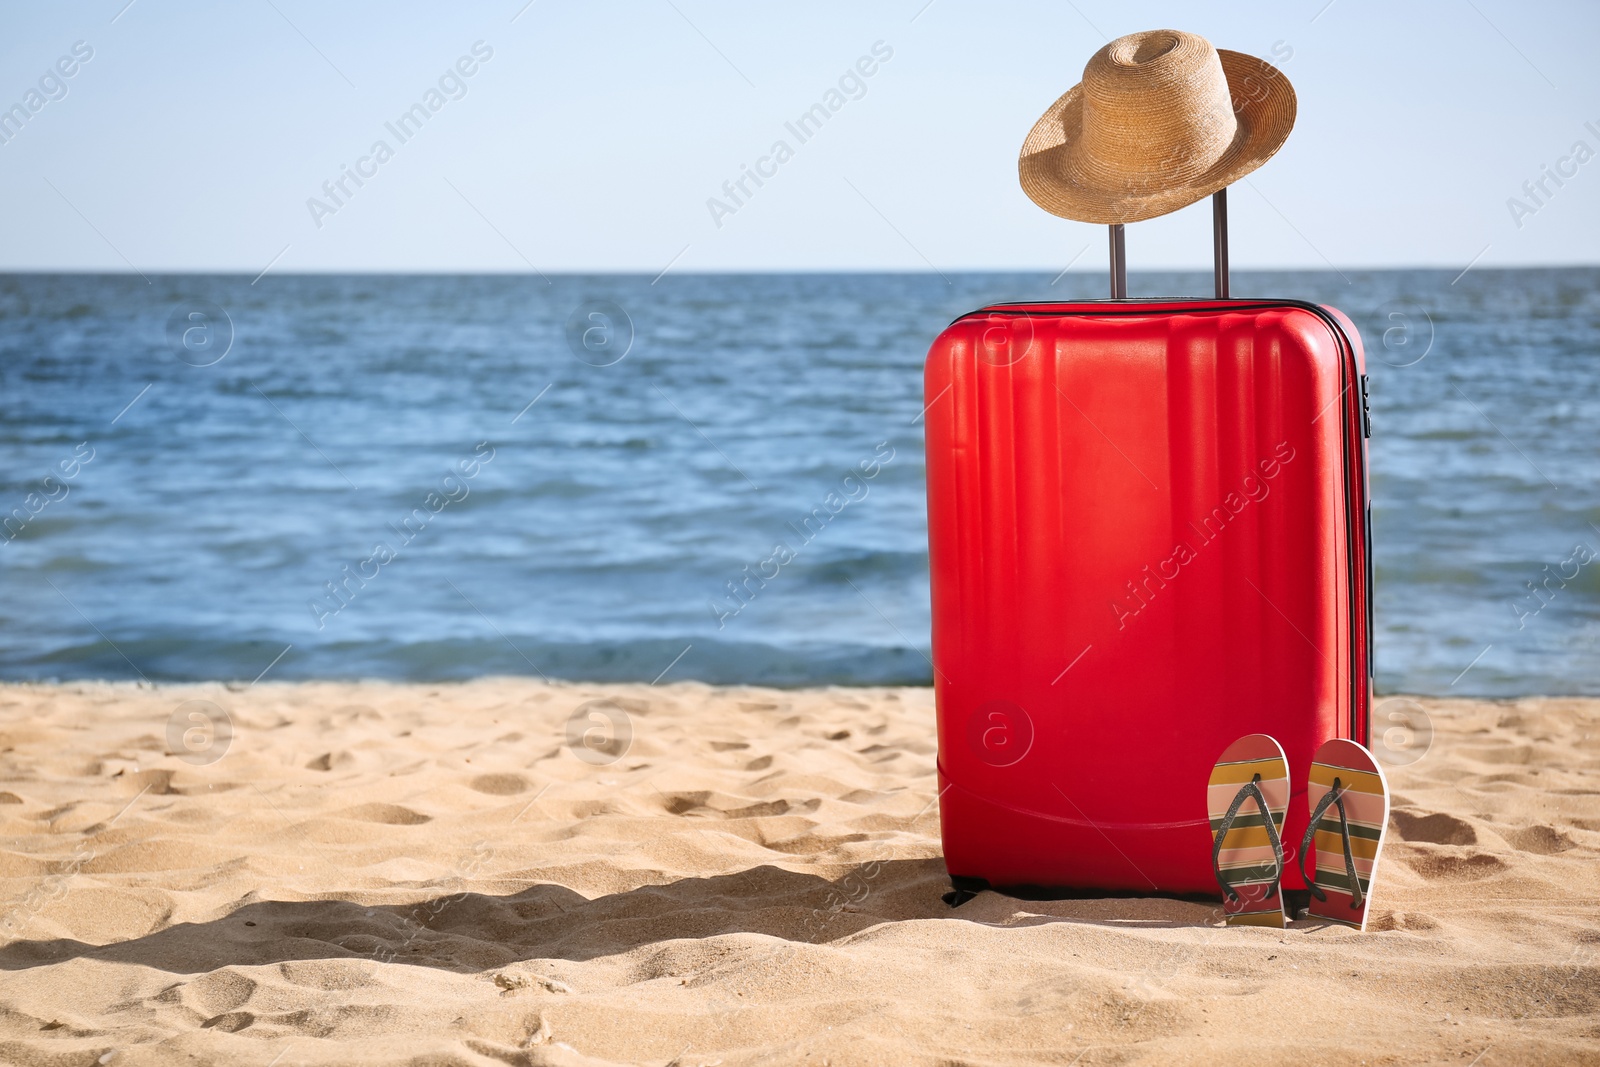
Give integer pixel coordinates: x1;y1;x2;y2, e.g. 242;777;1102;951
1391;810;1478;845
333;803;432;825
1402;849;1509;882
1504;825;1576;854
468;773;532;795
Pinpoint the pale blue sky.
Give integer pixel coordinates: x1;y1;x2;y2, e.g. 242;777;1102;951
1;0;1596;273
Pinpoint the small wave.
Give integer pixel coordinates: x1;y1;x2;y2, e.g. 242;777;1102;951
0;634;934;688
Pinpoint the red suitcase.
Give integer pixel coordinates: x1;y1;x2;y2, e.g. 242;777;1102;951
925;196;1371;898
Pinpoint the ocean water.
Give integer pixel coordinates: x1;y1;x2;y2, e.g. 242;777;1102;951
0;269;1594;696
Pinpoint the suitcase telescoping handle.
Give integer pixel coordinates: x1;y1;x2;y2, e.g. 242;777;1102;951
1107;187;1230;300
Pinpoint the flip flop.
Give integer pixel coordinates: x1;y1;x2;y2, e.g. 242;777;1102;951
1298;738;1390;931
1207;733;1290;928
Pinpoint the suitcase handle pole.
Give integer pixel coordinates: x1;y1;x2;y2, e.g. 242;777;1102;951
1106;187;1229;299
1108;224;1127;298
1212;188;1230;299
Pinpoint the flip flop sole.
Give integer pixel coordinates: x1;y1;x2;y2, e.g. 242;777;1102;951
1208;734;1290;927
1305;738;1390;930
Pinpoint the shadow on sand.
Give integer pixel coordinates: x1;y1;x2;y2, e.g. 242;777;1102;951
0;858;1223;975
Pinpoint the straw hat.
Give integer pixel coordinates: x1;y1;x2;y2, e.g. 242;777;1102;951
1018;29;1296;224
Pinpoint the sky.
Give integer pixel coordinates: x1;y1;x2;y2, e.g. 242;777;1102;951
0;0;1596;274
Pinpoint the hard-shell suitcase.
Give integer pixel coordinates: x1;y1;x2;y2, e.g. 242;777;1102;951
924;194;1371;896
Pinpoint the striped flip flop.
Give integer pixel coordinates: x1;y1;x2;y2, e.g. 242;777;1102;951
1207;734;1290;928
1298;738;1390;931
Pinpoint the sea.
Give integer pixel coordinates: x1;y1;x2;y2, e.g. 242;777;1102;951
0;268;1595;696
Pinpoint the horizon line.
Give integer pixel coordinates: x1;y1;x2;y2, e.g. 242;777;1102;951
1;264;1596;277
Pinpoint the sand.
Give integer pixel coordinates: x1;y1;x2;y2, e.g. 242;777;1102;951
0;679;1595;1066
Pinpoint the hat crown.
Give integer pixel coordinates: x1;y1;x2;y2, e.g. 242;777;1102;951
1078;30;1237;186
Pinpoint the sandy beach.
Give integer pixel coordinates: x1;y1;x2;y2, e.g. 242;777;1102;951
0;680;1595;1065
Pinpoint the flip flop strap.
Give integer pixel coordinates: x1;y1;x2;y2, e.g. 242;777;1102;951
1298;779;1365;909
1333;786;1365;909
1211;775;1283;904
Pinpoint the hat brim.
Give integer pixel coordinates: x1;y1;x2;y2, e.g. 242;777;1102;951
1018;50;1297;225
